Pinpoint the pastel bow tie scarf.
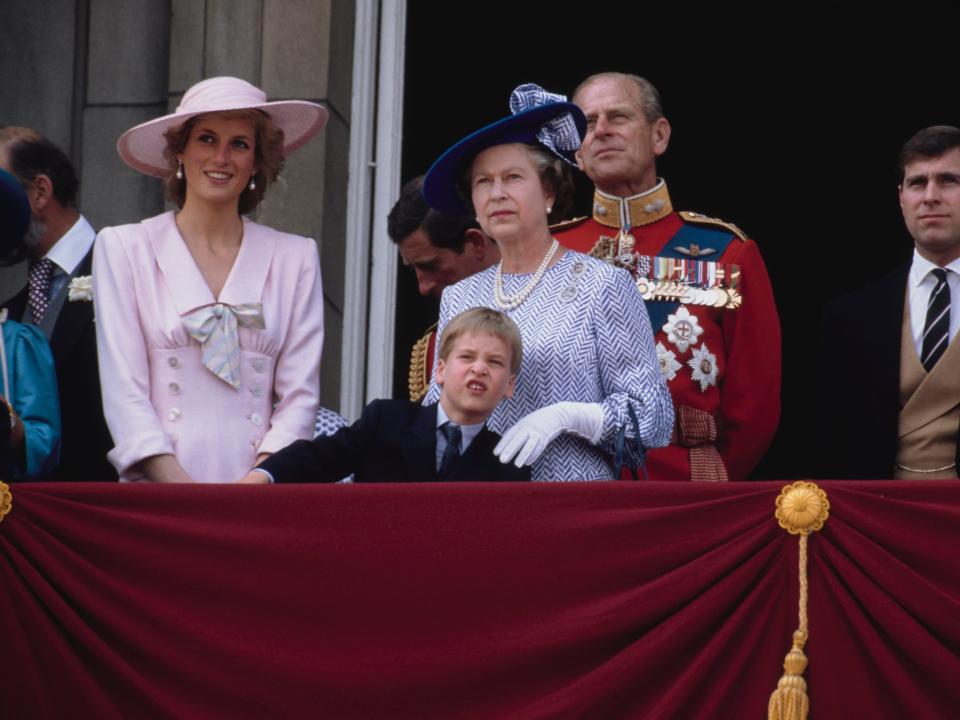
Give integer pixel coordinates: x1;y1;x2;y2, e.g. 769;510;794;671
182;303;265;388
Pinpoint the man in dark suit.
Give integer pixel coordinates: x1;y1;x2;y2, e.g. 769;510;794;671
242;308;530;483
820;125;960;479
0;126;115;481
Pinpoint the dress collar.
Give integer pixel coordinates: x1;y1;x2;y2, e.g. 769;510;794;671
909;248;960;290
145;211;276;316
591;179;673;230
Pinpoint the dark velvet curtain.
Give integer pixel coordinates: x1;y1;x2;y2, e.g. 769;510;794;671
2;481;958;719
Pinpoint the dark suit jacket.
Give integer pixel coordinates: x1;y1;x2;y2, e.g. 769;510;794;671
260;400;531;483
818;266;909;479
4;250;116;481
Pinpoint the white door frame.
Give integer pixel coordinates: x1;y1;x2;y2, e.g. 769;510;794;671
341;0;406;420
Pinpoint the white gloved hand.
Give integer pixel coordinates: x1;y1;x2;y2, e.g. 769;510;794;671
495;402;605;467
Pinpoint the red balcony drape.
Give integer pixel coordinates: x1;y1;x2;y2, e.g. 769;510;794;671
1;481;958;719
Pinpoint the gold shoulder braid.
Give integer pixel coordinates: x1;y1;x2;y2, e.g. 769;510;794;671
679;211;748;242
408;323;438;402
0;481;12;523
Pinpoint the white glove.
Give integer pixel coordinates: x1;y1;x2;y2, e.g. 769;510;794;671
495;402;605;467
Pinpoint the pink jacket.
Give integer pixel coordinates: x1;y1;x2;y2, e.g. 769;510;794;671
93;211;323;483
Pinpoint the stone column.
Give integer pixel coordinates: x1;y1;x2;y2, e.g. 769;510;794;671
83;0;171;228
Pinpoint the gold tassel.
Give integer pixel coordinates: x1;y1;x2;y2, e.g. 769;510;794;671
769;482;829;720
768;613;810;719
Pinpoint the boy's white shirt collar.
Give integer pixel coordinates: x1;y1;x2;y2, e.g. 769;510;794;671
436;401;484;452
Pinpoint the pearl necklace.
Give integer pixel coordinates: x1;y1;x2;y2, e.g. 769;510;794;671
493;238;559;311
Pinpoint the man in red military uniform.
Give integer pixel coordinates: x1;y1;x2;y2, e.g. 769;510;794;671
553;72;780;480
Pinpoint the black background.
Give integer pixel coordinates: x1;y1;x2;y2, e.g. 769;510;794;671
397;9;957;478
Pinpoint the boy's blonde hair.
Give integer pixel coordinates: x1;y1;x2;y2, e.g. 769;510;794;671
438;307;523;373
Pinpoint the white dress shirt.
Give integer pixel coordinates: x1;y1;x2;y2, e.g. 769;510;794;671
908;250;960;359
45;214;96;299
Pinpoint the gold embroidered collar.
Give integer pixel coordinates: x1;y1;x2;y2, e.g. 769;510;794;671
592;180;673;229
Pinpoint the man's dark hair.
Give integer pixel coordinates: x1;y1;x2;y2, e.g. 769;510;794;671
0;127;79;209
387;175;479;253
898;125;960;181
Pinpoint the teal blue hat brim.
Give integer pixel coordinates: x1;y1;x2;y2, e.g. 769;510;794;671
422;102;585;216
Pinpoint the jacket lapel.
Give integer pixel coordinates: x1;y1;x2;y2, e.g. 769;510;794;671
402;403;439;482
49;251;95;366
865;267;909;438
218;219;275;307
146;212;215;314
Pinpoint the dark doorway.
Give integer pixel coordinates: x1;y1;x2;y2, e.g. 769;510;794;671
396;8;957;478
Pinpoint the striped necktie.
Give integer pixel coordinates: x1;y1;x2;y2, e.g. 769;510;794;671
921;268;951;373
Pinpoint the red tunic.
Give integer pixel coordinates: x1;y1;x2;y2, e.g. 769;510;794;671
554;182;780;480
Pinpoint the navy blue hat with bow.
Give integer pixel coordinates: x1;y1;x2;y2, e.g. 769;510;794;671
423;83;586;215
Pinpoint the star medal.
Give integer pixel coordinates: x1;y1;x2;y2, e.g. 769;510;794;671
656;342;682;381
688;343;719;391
663;306;703;353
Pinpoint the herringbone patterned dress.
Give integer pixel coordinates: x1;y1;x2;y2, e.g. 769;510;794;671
426;251;673;480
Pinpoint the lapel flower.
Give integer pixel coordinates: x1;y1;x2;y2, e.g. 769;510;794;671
68;275;93;302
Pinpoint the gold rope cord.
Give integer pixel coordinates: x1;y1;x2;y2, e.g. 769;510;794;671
407;326;435;402
769;481;829;720
0;480;11;523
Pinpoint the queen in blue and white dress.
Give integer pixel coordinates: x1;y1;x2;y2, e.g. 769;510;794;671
422;85;673;481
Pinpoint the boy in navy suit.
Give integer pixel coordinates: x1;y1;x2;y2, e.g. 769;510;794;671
242;308;529;483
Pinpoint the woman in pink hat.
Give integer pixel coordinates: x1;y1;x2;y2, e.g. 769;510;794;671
93;76;327;483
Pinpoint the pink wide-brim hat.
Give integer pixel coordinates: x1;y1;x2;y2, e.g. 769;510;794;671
117;76;329;177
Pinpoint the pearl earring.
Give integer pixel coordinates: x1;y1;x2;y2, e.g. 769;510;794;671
176;160;183;180
546;206;552;215
249;176;256;191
